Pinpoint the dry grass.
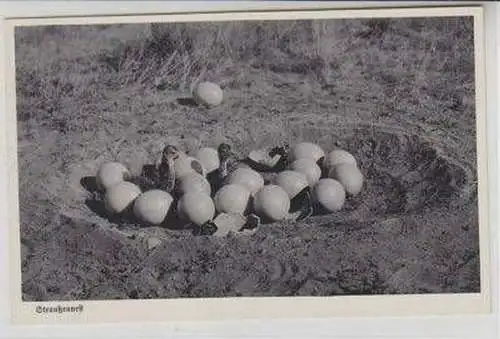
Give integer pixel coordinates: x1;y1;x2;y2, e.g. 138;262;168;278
14;16;480;301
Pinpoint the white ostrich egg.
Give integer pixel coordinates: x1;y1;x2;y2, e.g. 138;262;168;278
192;82;223;107
177;192;215;226
253;185;290;221
96;162;130;191
226;167;265;195
290;158;322;187
275;170;309;199
174;155;206;179
214;184;251;215
290;142;325;163
178;172;211;196
133;189;174;225
328;163;364;196
313;178;346;212
193;147;220;174
324;148;357;171
104;181;142;214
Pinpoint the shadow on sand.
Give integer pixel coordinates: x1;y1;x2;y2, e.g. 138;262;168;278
176;97;198;107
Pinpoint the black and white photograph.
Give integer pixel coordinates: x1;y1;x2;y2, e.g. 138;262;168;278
6;6;491;324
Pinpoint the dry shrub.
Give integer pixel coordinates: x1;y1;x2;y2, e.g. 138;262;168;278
101;19;345;90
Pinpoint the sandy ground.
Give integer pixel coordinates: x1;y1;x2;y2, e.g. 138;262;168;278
14;17;480;301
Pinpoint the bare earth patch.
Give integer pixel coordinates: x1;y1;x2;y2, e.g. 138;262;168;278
14;18;479;301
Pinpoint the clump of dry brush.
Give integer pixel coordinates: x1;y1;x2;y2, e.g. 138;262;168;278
98;19;348;90
97;17;475;92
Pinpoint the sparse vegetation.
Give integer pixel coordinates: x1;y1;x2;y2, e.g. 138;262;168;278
15;16;480;301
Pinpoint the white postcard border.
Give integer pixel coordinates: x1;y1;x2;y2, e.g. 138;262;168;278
0;2;498;338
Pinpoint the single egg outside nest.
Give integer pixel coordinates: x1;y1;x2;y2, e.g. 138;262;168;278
192;82;223;107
